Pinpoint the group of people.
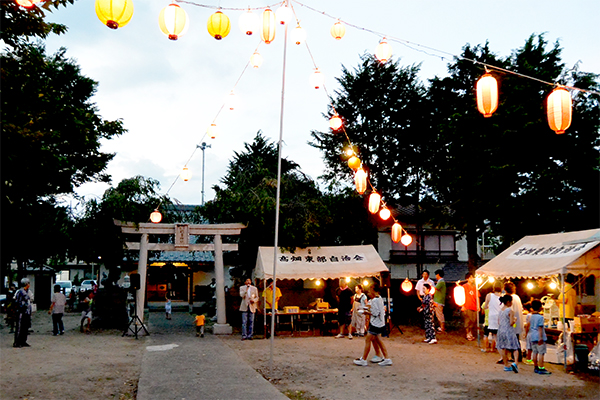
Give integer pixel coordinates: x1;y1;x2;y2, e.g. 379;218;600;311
238;278;281;340
415;269;447;345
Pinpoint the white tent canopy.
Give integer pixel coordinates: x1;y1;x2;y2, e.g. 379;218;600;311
477;228;600;279
254;245;389;280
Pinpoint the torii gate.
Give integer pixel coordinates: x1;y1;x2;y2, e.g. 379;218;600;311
115;220;245;334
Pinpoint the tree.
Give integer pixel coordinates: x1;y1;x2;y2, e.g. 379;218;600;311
201;132;375;275
2;41;125;273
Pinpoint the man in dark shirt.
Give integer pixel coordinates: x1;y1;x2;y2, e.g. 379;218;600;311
335;279;354;339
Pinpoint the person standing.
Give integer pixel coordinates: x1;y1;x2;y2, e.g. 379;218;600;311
194;313;205;338
497;295;519;373
262;279;282;313
433;269;446;333
504;281;524;362
462;273;479;341
13;278;32;348
420;284;437;344
335;279;354;339
415;270;435;302
525;300;552;375
484;281;503;361
350;285;367;337
165;297;172;320
353;284;393;366
239;278;258;340
49;284;66;336
556;274;577;328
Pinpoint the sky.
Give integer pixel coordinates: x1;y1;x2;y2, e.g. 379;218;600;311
41;0;600;210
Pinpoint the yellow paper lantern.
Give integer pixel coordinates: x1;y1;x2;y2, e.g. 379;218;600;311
348;156;361;170
330;20;345;40
250;51;263;69
355;168;367;194
181;167;191;182
547;87;572;134
310;68;325;89
400;233;412;246
95;0;134;30
290;25;306;45
379;207;391;220
207;10;231;40
207;123;219;139
375;38;392;63
401;278;412;292
261;8;276;44
158;3;189;41
16;0;42;8
476;73;498;118
368;192;381;214
238;8;259;35
454;285;466;306
391;222;402;243
150;209;162;223
276;4;294;25
329;115;342;130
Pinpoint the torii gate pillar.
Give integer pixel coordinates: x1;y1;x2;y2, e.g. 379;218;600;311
212;234;232;334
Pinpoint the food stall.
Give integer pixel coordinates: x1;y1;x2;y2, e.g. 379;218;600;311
477;228;600;371
253;245;389;335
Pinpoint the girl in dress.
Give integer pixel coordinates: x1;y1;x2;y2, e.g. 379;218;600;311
496;294;519;373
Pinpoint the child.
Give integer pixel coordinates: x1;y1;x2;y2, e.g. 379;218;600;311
522;302;534;364
353;284;392;366
165;298;172;320
195;313;205;337
481;299;491;352
525;300;551;375
497;294;519;373
419;284;437;344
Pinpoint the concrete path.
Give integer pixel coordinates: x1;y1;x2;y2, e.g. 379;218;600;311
137;311;287;400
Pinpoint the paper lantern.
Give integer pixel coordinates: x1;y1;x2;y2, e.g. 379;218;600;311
261;8;276;44
158;3;189;41
226;91;237;111
375;38;392;63
401;278;412;292
368;192;381;214
250;51;263;68
348;156;361;170
181;167;191;182
400;234;412;246
330;20;345;40
207;10;230;40
16;0;42;8
207;123;219;139
355;168;367;194
329;115;342;130
547;87;572;134
150;209;162;223
238;8;259;35
379;207;391;220
290;25;306;45
95;0;134;30
391;222;402;243
476;73;498;118
454;285;465;306
310;68;325;89
276;4;294;25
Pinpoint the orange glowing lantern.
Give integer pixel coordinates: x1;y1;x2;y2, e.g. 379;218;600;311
375;38;392;63
310;68;325;89
401;278;413;292
379;207;391;220
250;51;263;68
547;87;572;134
400;233;412;246
238;8;259;35
329;115;342;130
16;0;42;8
207;10;231;40
476;73;498;118
391;222;402;243
330;20;345;40
368;192;381;214
290;24;306;45
207;123;219;139
150;209;162;223
348;156;361;170
95;0;134;30
261;8;276;44
355;168;367;194
158;3;189;41
454;284;466;306
181;167;191;181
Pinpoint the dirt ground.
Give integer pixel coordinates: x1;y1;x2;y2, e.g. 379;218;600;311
0;311;143;400
1;311;598;400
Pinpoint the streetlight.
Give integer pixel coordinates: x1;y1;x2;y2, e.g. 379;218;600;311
196;142;211;205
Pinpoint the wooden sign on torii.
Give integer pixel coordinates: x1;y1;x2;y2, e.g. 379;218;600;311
115;220;245;334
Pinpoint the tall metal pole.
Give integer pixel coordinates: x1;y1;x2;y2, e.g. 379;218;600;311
197;142;211;205
269;17;289;370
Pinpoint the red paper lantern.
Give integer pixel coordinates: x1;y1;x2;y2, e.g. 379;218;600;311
476;73;498;118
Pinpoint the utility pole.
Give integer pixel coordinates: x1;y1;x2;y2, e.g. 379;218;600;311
197;142;211;205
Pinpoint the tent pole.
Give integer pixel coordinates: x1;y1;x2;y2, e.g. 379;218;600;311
561;273;567;372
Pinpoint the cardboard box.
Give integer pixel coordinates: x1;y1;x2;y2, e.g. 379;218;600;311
316;302;329;310
284;306;299;313
574;316;600;333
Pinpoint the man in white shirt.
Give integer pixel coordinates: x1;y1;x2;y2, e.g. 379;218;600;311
415;270;435;301
239;278;258;340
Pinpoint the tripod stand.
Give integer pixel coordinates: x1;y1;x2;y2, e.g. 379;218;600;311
123;289;149;339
